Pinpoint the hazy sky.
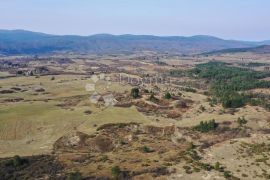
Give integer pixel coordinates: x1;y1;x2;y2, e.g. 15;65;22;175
0;0;269;41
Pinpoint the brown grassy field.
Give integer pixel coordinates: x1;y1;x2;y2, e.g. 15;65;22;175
0;54;270;179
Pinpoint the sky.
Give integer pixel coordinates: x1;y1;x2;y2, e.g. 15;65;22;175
0;0;269;41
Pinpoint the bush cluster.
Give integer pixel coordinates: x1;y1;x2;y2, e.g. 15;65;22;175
193;119;218;133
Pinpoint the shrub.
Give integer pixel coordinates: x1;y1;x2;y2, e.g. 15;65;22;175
84;110;92;115
224;171;232;179
149;93;159;103
183;87;197;93
237;117;247;126
214;162;220;170
111;166;121;177
199;105;206;111
11;155;28;167
164;92;172;99
13;155;23;167
142;146;151;153
131;88;139;98
188;150;201;161
68;171;82;180
186;142;195;151
183;165;192;174
221;92;245;108
200;163;213;171
100;155;109;162
193;119;218;133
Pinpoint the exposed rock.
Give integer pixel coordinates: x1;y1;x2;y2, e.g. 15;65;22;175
124;134;134;142
53;131;90;150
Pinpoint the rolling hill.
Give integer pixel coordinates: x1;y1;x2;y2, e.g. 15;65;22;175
0;29;269;55
203;45;270;55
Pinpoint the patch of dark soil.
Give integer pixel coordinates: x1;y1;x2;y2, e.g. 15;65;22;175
96;123;140;132
197;127;251;149
132;166;169;177
174;100;189;108
2;97;24;102
10;87;22;91
134;101;167;115
258;128;270;134
154;99;170;106
56;95;88;109
35;88;45;92
115;102;133;108
143;125;175;136
224;108;239;115
166;111;182;119
134;101;184;119
56;58;74;64
84;110;92;115
84;176;111;180
86;135;114;152
0;89;14;94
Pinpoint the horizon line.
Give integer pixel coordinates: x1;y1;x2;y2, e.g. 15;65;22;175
0;28;268;43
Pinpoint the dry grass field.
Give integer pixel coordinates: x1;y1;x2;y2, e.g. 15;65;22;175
0;53;270;179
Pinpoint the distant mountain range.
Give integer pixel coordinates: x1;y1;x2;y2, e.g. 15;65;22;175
0;29;269;55
203;45;270;55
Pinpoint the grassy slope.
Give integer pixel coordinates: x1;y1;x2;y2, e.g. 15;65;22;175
0;75;151;157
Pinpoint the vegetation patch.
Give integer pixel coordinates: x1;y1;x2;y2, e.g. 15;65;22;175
190;61;270;109
0;155;64;179
193;119;218;133
131;87;140;98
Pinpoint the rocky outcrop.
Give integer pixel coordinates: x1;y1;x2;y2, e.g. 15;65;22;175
53;131;90;151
